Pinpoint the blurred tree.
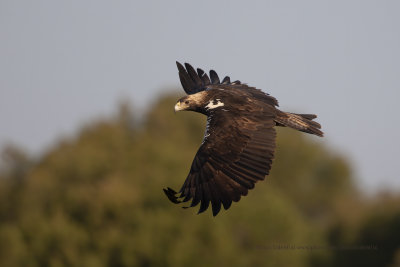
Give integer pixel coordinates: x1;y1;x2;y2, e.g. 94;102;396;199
0;92;395;267
270;130;356;221
1;144;32;180
329;193;400;267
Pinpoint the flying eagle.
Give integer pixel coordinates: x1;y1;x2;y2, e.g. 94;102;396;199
163;62;323;216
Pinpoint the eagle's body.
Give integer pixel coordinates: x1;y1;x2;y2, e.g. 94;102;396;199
164;62;323;216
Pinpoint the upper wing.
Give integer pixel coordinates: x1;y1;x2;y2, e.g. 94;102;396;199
176;62;279;106
177;61;247;94
164;105;277;216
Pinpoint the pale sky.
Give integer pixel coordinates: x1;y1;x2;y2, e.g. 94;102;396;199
1;0;399;193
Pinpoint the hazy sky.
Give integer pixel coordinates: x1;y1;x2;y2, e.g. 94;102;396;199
1;0;399;193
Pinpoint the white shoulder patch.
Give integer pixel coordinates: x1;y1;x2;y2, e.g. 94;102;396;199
205;99;224;110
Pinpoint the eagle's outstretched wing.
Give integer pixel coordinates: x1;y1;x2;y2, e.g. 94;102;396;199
176;62;244;95
164;103;277;216
176;62;279;106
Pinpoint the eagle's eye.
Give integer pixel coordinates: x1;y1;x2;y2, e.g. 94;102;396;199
185;100;189;104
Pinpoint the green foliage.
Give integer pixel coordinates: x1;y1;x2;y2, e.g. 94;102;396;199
329;193;400;267
0;93;398;266
271;129;356;224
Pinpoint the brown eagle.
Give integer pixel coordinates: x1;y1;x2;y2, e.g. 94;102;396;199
163;62;323;216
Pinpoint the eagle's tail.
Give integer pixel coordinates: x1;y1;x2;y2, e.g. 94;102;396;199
275;112;323;137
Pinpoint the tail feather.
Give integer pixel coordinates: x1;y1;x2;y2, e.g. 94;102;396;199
296;113;317;120
276;112;323;137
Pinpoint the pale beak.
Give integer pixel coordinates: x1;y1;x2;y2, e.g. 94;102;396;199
174;102;181;113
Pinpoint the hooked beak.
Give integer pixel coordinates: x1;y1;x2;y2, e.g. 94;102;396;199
174;101;181;113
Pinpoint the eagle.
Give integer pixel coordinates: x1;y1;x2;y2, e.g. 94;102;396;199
163;62;323;216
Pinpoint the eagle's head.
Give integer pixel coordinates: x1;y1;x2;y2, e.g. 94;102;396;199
175;91;226;114
174;96;195;112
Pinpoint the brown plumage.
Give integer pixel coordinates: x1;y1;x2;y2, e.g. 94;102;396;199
163;62;323;216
